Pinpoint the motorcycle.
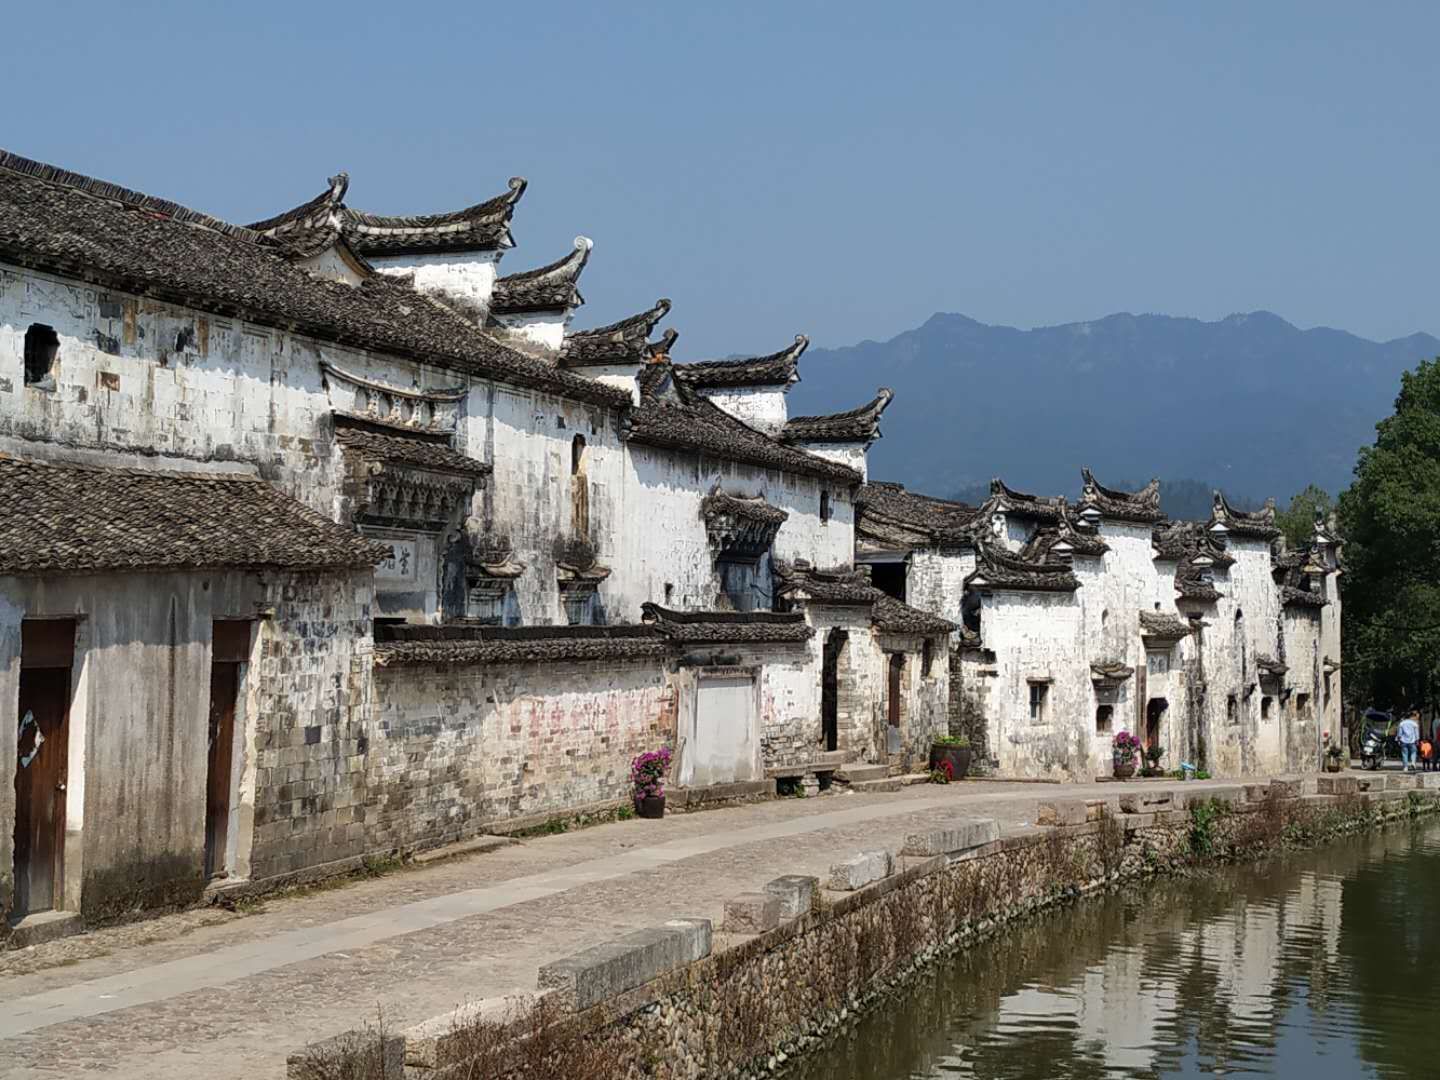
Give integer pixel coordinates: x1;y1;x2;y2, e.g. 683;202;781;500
1360;708;1399;770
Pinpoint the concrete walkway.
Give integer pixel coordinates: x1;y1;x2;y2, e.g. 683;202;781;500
0;777;1236;1079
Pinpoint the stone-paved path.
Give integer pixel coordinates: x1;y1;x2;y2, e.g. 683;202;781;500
0;777;1237;1079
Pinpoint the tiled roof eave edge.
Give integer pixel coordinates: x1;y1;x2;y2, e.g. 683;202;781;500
624;428;862;484
0;249;628;410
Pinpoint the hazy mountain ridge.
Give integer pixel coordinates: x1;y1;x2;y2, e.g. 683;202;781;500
788;311;1439;508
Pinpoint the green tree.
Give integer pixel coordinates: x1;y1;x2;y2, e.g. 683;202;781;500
1276;484;1333;549
1338;358;1440;709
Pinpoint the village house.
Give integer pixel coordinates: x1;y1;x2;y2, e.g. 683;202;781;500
0;150;950;936
856;472;1343;781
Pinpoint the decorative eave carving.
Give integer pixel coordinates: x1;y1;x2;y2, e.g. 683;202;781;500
702;493;787;560
322;361;465;434
554;537;610;588
464;528;527;581
1139;610;1193;644
1091;659;1135;685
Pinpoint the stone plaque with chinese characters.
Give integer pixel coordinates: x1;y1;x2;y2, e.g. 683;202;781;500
376;538;419;581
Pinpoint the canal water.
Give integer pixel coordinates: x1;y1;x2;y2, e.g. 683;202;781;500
794;820;1440;1079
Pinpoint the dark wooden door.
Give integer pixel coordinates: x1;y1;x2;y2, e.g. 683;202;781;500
821;630;846;752
1146;698;1167;750
888;654;904;728
205;662;239;880
14;667;70;916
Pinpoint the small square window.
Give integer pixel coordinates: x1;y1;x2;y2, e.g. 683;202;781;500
1261;696;1273;720
24;323;59;388
1227;694;1238;724
1146;652;1169;676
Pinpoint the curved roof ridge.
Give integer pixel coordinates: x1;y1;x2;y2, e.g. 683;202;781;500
247;173;350;233
673;335;809;389
782;387;894;445
1211;490;1280;539
561;298;673;367
342;177;527;255
489;236;593;315
1079;467;1164;523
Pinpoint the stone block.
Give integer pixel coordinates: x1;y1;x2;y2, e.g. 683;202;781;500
724;892;781;934
1420;773;1440;790
1118;790;1173;814
827;850;894;891
764;875;819;920
900;818;1000;856
536;918;712;1011
287;1030;404;1079
1186;785;1244;808
1355;774;1384;792
1084;799;1109;822
404;995;544;1068
1270;777;1305;798
1318;775;1359;795
1036;800;1088;827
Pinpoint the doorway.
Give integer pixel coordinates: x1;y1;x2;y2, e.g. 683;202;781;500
821;629;848;753
205;620;250;881
888;653;905;730
1146;697;1168;752
13;619;75;918
681;672;759;788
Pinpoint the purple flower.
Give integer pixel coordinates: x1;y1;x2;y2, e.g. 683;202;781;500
631;746;673;799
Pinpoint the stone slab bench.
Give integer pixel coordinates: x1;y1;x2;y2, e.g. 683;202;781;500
900;818;1000;856
537;918;711;1011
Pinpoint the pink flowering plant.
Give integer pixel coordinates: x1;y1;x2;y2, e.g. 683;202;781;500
1111;730;1142;767
630;746;672;800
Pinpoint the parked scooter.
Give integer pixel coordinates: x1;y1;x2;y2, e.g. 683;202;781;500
1360;708;1400;770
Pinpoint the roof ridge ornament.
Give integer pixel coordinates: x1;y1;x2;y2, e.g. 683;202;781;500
781;386;894;446
560;298;674;367
489;235;594;316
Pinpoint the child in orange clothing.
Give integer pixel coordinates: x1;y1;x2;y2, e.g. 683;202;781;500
1421;738;1434;771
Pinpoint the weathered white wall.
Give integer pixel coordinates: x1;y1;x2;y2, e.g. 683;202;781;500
491;311;570;354
907;548;976;639
606;442;855;617
792;441;870;481
368;251;502;318
697;386;787;436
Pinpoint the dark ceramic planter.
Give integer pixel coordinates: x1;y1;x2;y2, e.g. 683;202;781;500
1113;760;1137;780
1325;759;1343;773
930;744;972;780
636;794;666;819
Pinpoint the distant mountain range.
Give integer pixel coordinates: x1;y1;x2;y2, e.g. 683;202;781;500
787;311;1440;512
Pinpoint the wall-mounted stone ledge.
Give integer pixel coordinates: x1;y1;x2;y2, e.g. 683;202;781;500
402;993;552;1069
900;818;1001;856
1036;800;1088;827
537;917;712;1011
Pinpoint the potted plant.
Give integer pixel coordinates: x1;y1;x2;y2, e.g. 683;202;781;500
1112;731;1141;779
1140;743;1164;778
630;746;672;818
930;734;971;780
1325;742;1345;773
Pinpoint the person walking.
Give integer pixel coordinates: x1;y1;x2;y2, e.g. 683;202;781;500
1398;709;1421;771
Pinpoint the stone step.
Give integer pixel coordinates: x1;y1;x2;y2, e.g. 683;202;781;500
849;777;904;794
835;764;890;784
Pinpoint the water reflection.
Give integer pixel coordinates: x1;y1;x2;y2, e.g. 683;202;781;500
792;822;1440;1079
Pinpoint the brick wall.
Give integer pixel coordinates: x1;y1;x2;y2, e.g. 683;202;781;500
248;570;375;882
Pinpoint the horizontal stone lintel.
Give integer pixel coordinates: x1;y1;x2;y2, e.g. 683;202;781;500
537;918;712;1011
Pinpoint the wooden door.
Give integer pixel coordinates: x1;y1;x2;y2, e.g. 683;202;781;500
821;630;846;752
888;654;904;728
205;662;239;880
14;667;70;916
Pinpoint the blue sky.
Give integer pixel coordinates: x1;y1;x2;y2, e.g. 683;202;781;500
8;1;1438;357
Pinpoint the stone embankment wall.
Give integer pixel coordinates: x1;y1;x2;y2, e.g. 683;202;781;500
287;772;1440;1080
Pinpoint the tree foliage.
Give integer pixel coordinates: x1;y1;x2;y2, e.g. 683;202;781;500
1339;358;1440;709
1276;484;1333;550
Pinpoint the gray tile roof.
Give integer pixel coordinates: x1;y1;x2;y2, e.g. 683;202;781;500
340;178;527;256
561;299;673;367
674;336;808;390
488;236;591;316
783;388;894;445
0;150;627;408
0;454;385;575
1079;468;1165;524
640;603;814;644
373;623;669;666
333;421;490;476
855;482;981;547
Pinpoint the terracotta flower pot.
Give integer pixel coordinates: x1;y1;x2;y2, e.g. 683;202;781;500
930;744;972;780
1113;760;1137;780
636;794;666;819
